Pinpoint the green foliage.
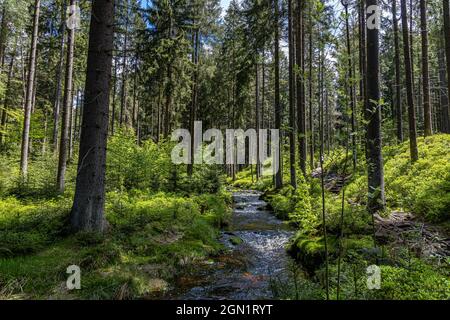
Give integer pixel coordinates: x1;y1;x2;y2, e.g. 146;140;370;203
0;197;70;257
0;188;231;299
383;135;450;221
266;182;317;232
372;261;450;300
107;130;225;195
107;130;173;191
230;167;273;191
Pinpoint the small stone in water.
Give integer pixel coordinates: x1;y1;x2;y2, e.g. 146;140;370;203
229;236;243;245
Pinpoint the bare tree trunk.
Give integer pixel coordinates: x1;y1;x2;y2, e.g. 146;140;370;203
438;31;450;133
274;0;283;189
188;25;199;176
0;4;8;70
111;58;117;135
410;0;416;109
359;0;368;152
119;0;129;126
444;0;450;125
20;0;40;179
308;8;314;171
288;0;297;188
132;61;138;128
255;61;261;180
52;2;67;150
57;0;76;193
156;85;161;143
70;0;114;232
164;66;172;138
392;0;403;142
296;0;306;177
318;25;329;299
343;1;357;170
366;0;386;214
74;89;80;141
420;0;432;136
0;37;16;146
69;95;74;160
401;0;419;162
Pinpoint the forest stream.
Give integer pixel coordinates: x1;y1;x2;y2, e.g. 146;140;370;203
169;190;295;300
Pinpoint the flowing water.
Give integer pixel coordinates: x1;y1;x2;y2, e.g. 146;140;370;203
171;190;295;300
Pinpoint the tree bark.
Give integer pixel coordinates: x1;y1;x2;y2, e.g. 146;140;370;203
288;0;297;188
0;37;16;146
401;0;419;162
392;0;403;142
57;0;76;193
438;31;450;133
420;0;432;136
366;0;386;214
70;0;114;232
119;0;129;126
274;0;283;189
444;0;450;125
188;25;199;176
52;2;67;150
0;4;8;70
20;0;40;179
308;6;314;171
296;0;306;177
359;0;368;153
255;61;261;179
343;1;357;170
111;57;117;135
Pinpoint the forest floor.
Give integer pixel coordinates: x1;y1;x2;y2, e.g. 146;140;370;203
316;169;449;260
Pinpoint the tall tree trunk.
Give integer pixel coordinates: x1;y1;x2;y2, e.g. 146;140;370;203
52;2;67;150
57;0;76;193
42;108;48;155
164;66;173;138
438;31;450;133
119;0;129;126
444;0;450;123
255;61;261;180
274;0;283;189
359;0;368;152
188;25;199;176
70;0;114;232
74;89;80;141
401;0;419;162
308;7;314;171
392;0;403;142
20;0;40;179
288;0;297;188
0;4;8;70
69;95;74;160
262;57;266;130
111;57;117;135
409;0;416;109
318;25;329;299
343;1;357;170
296;0;306;177
420;0;432;136
132;61;138;128
0;37;16;146
366;0;386;214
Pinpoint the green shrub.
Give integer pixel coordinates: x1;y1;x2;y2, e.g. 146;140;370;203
0;197;70;257
383;135;450;221
371;260;450;300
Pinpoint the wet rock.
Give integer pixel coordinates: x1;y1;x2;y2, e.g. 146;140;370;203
229;236;243;245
